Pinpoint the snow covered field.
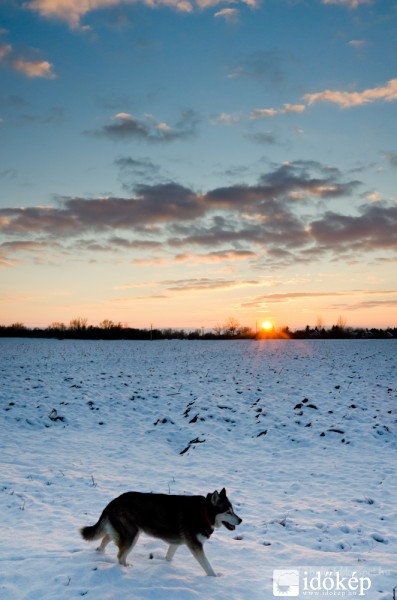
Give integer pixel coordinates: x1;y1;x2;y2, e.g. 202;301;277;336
0;338;396;599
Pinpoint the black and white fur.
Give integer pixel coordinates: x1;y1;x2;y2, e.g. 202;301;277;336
80;488;242;576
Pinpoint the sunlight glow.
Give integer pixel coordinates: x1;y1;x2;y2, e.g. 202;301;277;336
261;320;274;331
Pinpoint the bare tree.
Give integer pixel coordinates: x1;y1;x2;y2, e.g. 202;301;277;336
99;319;120;329
336;315;347;330
223;316;240;337
69;317;88;331
238;325;254;338
213;323;223;337
10;322;26;330
48;322;66;331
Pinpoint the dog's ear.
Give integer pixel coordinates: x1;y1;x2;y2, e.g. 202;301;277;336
210;490;220;505
220;487;227;498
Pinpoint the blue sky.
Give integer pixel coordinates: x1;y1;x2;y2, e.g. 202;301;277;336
0;0;396;330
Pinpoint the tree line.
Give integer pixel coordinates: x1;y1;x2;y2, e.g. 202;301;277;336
0;317;396;340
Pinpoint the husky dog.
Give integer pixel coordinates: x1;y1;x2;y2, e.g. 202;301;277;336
80;488;242;576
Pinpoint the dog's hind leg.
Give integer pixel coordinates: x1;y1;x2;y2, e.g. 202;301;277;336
117;529;139;567
187;542;216;576
97;533;111;553
165;544;179;562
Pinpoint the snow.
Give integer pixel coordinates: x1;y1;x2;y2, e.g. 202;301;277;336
0;338;396;599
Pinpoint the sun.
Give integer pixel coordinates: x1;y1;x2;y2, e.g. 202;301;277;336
261;320;274;331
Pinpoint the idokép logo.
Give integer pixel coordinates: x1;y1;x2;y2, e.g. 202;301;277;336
273;567;374;597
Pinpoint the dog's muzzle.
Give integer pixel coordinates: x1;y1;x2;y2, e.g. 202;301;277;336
223;521;236;531
222;514;242;530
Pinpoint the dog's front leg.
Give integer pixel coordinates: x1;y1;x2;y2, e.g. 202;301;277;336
188;544;217;576
165;544;179;562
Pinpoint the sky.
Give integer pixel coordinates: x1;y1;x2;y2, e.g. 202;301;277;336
0;0;396;331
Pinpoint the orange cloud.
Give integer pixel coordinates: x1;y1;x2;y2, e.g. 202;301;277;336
214;8;239;23
0;42;12;60
26;0;257;28
250;104;305;119
0;34;55;79
11;58;56;79
304;78;397;108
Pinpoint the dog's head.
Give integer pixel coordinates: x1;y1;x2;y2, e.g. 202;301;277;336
208;488;242;531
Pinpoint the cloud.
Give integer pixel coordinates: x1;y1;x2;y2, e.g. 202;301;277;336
310;203;397;251
10;58;56;79
0;161;359;240
228;50;288;84
258;78;397;121
114;157;162;187
210;112;241;126
2;161;393;271
174;250;256;263
196;0;256;7
242;290;353;308
330;298;397;312
113;281;158;290
111;236;161;249
163;165;391;261
167;219;273;249
105;113;151;139
76;236;162;253
26;0;257;28
0;94;29;108
115;156;160;173
304;78;397;108
19;107;65;124
214;8;239;23
245;79;397;122
245;132;278;145
250;104;305;119
322;0;372;8
115;157;166;193
0;35;55;79
26;0;193;28
258;161;358;198
348;39;368;49
87;110;199;142
0;255;20;269
383;152;397;168
161;277;260;292
115;276;261;293
0;169;17;180
0;240;46;252
365;191;381;203
0;240;49;269
0;182;205;237
0;42;12;61
241;289;397;309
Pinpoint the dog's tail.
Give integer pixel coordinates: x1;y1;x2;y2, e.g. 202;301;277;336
80;516;106;542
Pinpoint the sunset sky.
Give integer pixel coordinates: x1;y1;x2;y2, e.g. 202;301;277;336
1;0;396;330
